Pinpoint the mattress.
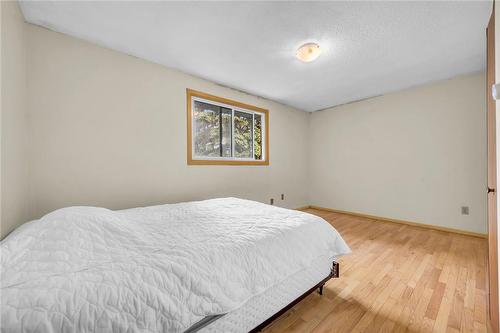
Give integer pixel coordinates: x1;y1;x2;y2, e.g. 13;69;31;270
200;255;334;333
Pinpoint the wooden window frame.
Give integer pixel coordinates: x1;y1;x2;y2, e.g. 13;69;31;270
187;89;270;166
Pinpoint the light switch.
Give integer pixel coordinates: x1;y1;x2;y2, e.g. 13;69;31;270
492;83;500;100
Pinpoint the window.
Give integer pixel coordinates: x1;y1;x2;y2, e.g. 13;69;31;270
187;89;269;165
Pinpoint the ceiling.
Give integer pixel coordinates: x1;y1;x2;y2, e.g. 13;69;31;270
20;1;492;112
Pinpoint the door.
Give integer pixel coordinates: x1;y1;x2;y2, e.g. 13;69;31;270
487;7;499;333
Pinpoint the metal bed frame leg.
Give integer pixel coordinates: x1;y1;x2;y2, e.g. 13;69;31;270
318;262;339;296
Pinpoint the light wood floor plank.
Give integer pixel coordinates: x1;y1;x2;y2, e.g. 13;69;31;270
262;209;488;333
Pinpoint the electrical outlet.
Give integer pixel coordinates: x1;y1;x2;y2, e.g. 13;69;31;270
461;206;469;215
270;198;274;205
281;194;285;200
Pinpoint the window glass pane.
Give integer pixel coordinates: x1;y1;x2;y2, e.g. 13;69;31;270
193;101;220;157
234;111;253;158
221;108;232;158
254;114;262;160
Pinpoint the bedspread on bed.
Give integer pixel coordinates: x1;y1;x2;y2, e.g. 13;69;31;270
1;198;350;333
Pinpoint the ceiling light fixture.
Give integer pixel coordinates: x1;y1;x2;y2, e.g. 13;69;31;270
296;42;321;62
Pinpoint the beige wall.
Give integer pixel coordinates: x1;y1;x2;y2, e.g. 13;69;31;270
1;1;31;238
309;73;487;234
24;24;310;221
0;1;488;238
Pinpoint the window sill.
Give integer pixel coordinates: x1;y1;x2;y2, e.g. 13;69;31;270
187;159;269;166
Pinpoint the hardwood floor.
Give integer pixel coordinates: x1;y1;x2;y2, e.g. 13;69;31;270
262;209;489;333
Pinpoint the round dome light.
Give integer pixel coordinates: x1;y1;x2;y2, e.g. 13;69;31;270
296;42;321;62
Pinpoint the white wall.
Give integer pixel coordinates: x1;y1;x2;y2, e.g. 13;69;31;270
24;24;309;222
1;1;31;238
309;73;487;234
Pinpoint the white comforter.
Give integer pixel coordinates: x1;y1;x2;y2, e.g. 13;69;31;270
1;198;350;333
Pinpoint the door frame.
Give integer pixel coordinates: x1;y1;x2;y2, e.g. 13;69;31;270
487;6;499;333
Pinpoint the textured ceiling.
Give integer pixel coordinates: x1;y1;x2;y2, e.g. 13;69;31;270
20;1;491;112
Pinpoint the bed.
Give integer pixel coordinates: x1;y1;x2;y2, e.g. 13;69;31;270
1;198;350;332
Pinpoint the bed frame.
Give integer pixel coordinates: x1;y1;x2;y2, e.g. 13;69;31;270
248;261;340;332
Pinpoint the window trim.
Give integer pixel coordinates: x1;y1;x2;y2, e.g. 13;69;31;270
187;89;269;166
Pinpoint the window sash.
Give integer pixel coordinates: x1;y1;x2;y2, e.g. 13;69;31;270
191;96;266;162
